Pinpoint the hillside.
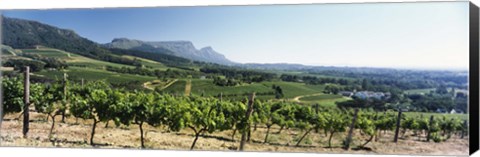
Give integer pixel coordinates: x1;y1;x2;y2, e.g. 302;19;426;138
1;16;201;68
2;17;117;62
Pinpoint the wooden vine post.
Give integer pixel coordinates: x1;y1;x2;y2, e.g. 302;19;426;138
61;73;67;123
81;78;84;87
393;109;402;143
219;92;223;101
426;115;434;142
22;66;30;138
239;92;255;151
461;119;467;139
344;108;359;150
184;79;192;96
314;103;320;133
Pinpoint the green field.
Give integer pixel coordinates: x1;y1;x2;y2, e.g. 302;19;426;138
162;79;273;97
121;55;171;70
403;112;468;120
299;94;351;107
22;49;72;57
22;48;136;69
262;81;326;98
36;67;156;84
299;94;343;101
161;79;328;100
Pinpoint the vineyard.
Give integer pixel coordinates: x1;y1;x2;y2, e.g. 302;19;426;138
0;74;469;155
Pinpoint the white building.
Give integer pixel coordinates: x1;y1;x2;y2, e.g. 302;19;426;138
354;91;385;100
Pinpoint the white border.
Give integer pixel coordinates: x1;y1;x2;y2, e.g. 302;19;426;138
0;0;468;10
0;0;477;157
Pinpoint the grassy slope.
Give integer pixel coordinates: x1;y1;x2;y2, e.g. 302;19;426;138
21;48;135;69
120;55;170;70
162;79;329;101
299;94;351;107
19;48;159;86
299;94;343;101
36;67;156;83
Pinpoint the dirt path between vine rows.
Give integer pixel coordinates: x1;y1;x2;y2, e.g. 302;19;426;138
292;93;325;102
0;112;469;156
142;79;178;90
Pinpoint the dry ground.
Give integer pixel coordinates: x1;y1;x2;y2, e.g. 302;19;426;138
0;112;469;156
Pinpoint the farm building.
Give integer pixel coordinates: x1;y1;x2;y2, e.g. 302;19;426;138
339;91;354;97
354;91;386;100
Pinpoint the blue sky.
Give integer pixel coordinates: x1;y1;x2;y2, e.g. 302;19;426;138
2;2;469;70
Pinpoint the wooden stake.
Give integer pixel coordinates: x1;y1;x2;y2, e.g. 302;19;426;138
23;66;30;138
426;115;434;142
393;110;402;143
461;120;467;139
344;108;359;150
81;78;84;87
61;73;67;123
239;92;255;151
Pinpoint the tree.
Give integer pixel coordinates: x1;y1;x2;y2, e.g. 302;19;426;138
293;105;316;147
221;100;246;141
271;85;284;99
324;84;341;94
129;91;154;148
323;110;349;148
271;103;294;134
439;116;462;141
253;101;279;143
183;96;231;150
400;116;419;138
69;81;111;145
356;111;376;147
34;82;66;138
361;79;369;90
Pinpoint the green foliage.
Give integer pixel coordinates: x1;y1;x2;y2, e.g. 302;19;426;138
2;77;25;115
356;112;376;136
407;93;455;112
21;53;68;70
430;132;444;143
401;116;420;133
107;89;133;126
272;102;297;130
200;66;277;83
375;112;397;131
323;109;349;147
34;81;66;116
3;59;46;72
106;66;200;79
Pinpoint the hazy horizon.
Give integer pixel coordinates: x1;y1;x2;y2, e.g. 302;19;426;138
2;1;470;70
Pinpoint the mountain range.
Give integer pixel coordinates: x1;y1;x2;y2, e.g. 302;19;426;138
104;38;234;65
1;16;234;66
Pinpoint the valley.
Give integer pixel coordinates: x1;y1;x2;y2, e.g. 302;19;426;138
0;15;470;155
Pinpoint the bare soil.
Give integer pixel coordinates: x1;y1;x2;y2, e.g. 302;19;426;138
0;112;469;156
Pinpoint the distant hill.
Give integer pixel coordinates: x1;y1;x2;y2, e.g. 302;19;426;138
1;16;144;66
104;38;235;65
2;16;107;59
1;16;197;67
